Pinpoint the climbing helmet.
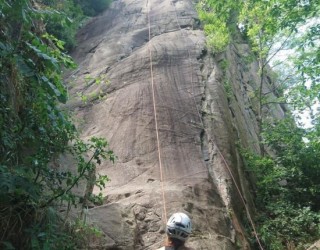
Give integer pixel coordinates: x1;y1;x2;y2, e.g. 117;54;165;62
166;212;192;241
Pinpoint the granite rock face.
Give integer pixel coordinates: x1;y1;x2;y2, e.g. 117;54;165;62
67;0;284;249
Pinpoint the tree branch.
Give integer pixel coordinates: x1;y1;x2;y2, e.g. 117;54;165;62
40;150;98;208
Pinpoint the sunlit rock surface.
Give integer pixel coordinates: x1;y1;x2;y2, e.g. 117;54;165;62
67;0;284;249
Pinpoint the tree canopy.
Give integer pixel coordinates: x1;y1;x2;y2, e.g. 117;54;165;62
198;0;320;248
0;0;113;248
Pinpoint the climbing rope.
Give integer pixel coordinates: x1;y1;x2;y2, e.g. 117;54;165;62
170;1;264;249
147;0;168;224
147;0;263;248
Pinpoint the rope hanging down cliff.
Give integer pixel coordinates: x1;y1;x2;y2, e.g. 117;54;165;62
147;0;168;224
147;0;263;248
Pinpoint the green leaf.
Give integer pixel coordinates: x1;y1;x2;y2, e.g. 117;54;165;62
16;56;35;77
2;241;15;250
26;42;59;67
41;76;67;103
0;42;13;56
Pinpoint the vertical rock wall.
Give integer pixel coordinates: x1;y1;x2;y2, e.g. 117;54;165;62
66;0;285;249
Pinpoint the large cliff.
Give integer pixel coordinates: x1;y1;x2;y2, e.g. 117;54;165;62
66;0;285;249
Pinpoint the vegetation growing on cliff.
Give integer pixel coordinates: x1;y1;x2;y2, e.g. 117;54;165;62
1;0;318;248
243;118;320;249
39;0;112;50
0;0;113;248
198;0;320;248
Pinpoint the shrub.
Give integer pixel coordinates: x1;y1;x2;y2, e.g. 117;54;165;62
243;118;320;249
0;1;114;248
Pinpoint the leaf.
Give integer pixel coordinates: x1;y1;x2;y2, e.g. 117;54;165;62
21;8;27;22
0;42;6;50
0;171;14;193
37;232;46;238
0;42;13;56
56;40;65;50
41;76;67;103
26;42;58;68
31;236;40;249
2;241;15;250
66;17;73;25
16;56;35;77
43;241;50;250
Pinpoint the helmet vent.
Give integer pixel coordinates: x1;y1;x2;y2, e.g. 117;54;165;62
176;222;185;228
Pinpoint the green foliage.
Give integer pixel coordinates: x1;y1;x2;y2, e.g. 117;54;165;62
197;9;230;52
242;117;320;248
28;207;78;250
238;0;317;58
41;1;84;51
75;0;112;16
76;74;110;104
69;217;104;248
241;2;319;128
196;0;240;52
282;23;320;123
197;0;319;120
262;119;320;209
196;0;320;248
0;0;115;248
258;202;320;250
39;0;113;50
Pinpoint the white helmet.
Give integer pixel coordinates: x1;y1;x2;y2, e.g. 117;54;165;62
166;212;192;241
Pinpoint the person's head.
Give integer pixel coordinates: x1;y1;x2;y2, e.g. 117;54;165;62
166;212;192;245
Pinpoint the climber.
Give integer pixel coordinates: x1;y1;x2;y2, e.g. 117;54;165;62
157;212;194;250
